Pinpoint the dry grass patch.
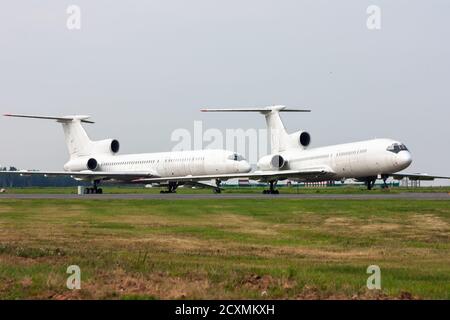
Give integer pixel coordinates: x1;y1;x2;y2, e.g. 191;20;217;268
410;214;449;231
207;214;280;236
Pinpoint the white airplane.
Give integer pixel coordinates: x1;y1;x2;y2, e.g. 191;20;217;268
1;114;251;194
201;105;450;193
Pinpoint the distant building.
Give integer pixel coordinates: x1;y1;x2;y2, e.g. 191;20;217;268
238;179;250;187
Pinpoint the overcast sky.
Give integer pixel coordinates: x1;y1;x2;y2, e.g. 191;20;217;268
0;1;449;182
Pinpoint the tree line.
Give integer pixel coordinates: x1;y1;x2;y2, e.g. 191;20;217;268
0;167;88;188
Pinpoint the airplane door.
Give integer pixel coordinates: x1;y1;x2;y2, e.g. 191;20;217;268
349;152;357;175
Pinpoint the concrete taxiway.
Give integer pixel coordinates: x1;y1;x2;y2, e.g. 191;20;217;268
0;193;449;200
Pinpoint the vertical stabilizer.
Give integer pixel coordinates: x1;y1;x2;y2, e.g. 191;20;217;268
263;106;290;153
59;119;93;158
201;105;310;153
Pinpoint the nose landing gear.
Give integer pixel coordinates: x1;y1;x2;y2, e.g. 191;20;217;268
381;175;389;189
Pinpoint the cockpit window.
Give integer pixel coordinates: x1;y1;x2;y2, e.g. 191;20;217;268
228;153;244;161
387;143;408;153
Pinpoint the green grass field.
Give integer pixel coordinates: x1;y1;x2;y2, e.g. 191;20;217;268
0;198;449;299
3;185;450;194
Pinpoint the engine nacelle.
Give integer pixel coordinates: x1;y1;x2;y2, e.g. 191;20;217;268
257;154;286;171
64;157;98;171
288;131;311;149
91;139;120;155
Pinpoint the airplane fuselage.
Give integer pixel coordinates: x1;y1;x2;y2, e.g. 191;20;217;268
270;138;413;181
64;149;251;178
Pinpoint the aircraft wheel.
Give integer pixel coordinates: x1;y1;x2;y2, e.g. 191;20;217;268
97;188;103;194
213;188;221;194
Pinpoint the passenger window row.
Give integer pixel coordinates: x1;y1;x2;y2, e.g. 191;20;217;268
102;157;206;167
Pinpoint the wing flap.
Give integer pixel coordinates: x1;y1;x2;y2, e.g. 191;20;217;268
133;167;335;184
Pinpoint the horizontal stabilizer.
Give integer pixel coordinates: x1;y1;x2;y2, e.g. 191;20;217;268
201;105;310;114
4;114;94;123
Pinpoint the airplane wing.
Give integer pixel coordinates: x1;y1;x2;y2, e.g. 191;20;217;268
0;170;156;181
0;167;335;186
388;173;450;181
182;180;221;190
133;167;335;184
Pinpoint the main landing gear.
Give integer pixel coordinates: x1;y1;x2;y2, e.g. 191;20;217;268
84;180;103;194
160;182;178;194
381;175;389;189
213;179;222;194
263;181;279;194
365;178;376;190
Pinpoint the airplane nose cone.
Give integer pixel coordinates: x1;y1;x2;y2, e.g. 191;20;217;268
396;151;412;169
238;161;251;173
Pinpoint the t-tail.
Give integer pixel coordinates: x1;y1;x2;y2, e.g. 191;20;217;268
3;114;120;159
201;105;312;153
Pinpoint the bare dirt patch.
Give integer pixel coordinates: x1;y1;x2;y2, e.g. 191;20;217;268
45;268;212;300
294;286;418;300
240;273;295;296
